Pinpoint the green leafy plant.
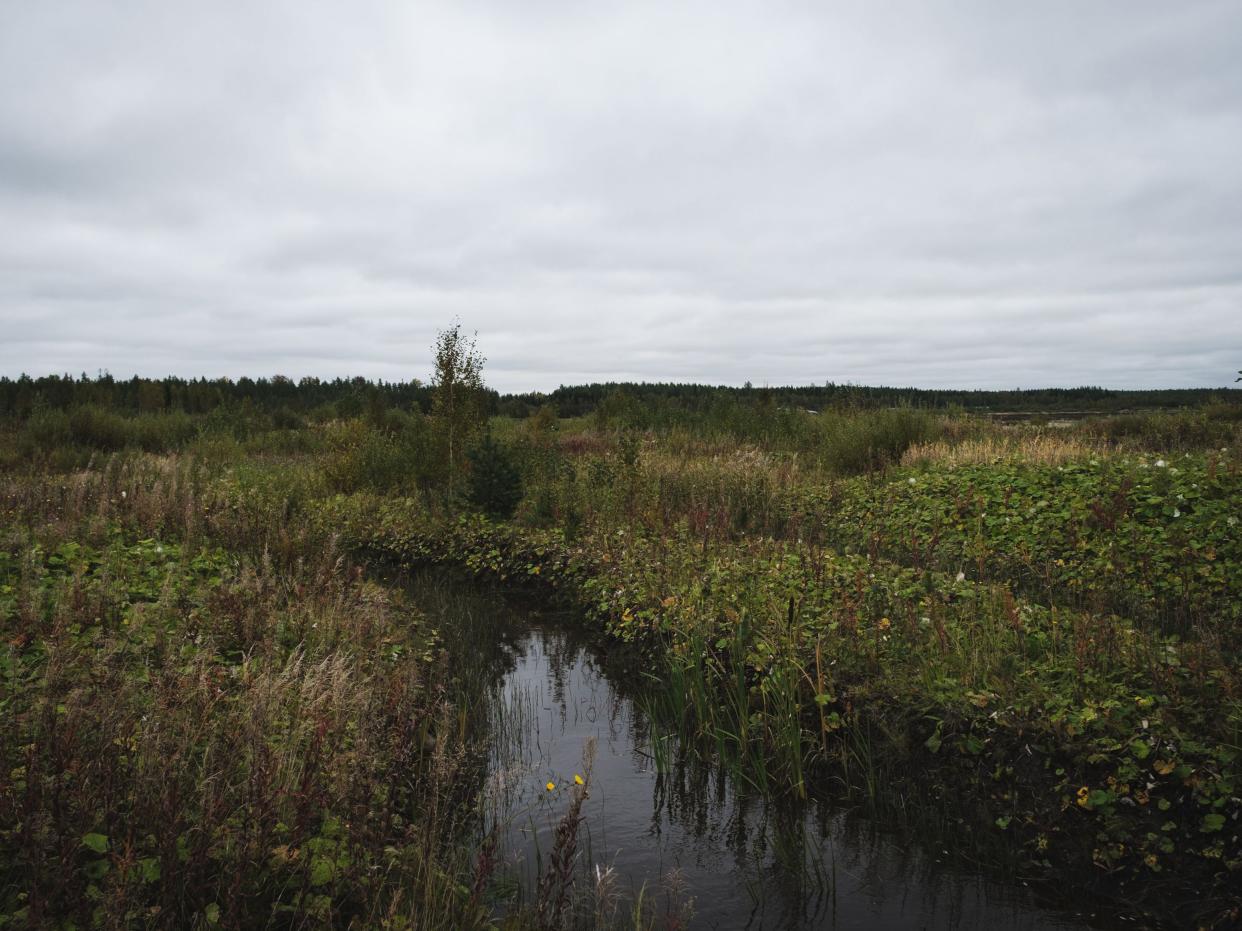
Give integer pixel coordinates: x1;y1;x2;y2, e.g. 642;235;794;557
466;433;523;519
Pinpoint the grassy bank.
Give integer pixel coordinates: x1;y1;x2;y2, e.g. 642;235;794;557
0;493;493;928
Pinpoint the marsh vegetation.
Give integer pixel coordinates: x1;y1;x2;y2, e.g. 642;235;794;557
2;351;1240;929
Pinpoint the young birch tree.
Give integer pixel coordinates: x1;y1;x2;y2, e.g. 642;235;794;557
430;323;486;492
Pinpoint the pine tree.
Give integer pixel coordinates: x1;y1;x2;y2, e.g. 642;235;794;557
466;433;522;518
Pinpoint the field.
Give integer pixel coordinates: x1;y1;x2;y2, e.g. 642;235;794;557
1;375;1241;929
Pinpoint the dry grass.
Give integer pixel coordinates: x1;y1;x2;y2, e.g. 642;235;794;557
901;431;1108;468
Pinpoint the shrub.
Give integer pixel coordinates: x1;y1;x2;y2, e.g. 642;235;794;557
322;417;445;495
819;408;939;475
22;407;71;449
466;434;523;519
271;406;305;430
67;405;129;450
1085;410;1239;451
323;426;411;494
130;411;198;451
199;405;263;442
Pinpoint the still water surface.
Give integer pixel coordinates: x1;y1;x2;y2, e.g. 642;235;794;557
476;619;1093;931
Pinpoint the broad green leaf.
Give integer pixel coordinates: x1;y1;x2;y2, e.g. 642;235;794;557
1201;813;1226;833
81;833;108;854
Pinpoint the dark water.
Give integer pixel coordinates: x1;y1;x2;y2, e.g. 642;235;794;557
477;621;1092;931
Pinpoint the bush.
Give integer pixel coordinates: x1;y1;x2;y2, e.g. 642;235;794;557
199;405;263;442
322;417;445;495
271;406;305;430
68;405;130;451
1204;401;1242;423
1085;410;1239;452
130;411;198;452
819;408;939;475
467;434;523;519
323;427;410;494
23;407;71;449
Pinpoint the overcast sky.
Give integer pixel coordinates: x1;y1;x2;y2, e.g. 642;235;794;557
2;1;1240;392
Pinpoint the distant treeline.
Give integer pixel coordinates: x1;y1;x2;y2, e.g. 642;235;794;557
1;373;1238;420
0;374;455;419
517;382;1240;417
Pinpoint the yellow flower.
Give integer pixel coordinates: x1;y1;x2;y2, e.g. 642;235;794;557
574;774;584;786
877;617;891;631
545;781;555;792
1076;786;1090;808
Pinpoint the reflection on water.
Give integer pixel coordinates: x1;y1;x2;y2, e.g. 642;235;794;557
480;624;1089;930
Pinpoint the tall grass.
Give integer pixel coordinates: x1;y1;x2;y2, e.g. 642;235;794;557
901;432;1107;468
0;523;494;928
1081;406;1242;451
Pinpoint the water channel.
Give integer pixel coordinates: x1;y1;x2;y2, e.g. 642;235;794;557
420;576;1103;930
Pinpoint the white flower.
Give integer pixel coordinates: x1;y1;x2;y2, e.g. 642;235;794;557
1172;508;1181;518
955;571;966;582
1155;459;1167;468
120;490;127;499
907;477;916;485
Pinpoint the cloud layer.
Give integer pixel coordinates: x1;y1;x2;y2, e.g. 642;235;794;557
2;0;1240;391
